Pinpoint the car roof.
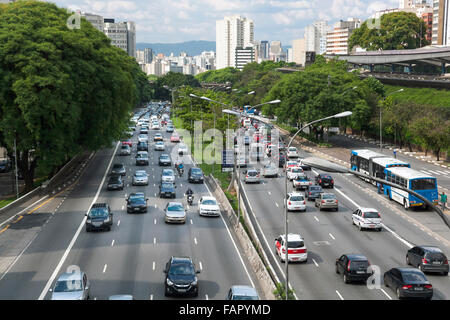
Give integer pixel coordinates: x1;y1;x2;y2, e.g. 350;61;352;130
168;201;182;206
162;169;174;173
108;295;133;300
396;267;424;273
345;254;368;261
171;256;193;264
201;196;216;201
418;246;443;253
288;192;304;197
231;286;258;296
130;192;144;197
57;272;84;281
280;233;304;242
135;170;147;174
359;208;378;213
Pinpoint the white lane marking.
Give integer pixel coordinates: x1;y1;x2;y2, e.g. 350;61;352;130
152;261;155;270
275;202;279;208
153;237;156;244
333;186;413;248
329;233;335;240
428;170;442;176
121;205;124;210
314;216;319;222
199;261;203;270
190;219;193;225
111;239;115;247
103;264;107;273
336;290;344;300
154;204;157;208
194;237;197;245
380;288;393;300
268;191;271;195
154;193;156;197
125;193;127;198
150;294;153;300
117;220;121;226
205;294;209;300
38;142;120;300
312;259;319;267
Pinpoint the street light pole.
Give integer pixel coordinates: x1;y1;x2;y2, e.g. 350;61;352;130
283;111;353;300
14;137;19;199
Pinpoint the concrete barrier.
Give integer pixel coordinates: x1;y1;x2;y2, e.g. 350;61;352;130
205;174;277;300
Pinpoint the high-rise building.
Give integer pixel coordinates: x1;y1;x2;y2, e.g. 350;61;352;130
81;12;104;32
287;48;294;63
260;40;270;60
235;47;255;70
315;21;331;54
126;21;136;58
432;0;450;45
103;19;128;52
216;15;254;69
292;38;306;66
305;25;319;52
326;18;361;55
136;50;145;63
144;48;153;63
423;12;433;42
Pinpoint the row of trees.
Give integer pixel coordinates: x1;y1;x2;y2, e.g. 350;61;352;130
0;0;152;191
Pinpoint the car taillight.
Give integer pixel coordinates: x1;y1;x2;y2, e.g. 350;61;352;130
309;192;312;195
444;259;448;265
402;285;412;290
347;261;351;271
331;180;334;184
422;258;428;264
424;284;432;289
321;200;325;203
319;179;322;183
288;201;291;205
303;201;305;204
282;248;286;253
298;249;307;253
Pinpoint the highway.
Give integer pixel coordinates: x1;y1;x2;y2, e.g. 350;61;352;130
237;126;450;300
0;107;257;300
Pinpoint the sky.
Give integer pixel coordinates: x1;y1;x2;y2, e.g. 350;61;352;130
51;0;400;45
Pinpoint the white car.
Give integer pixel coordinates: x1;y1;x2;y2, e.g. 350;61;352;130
285;192;306;212
352;208;382;231
154;141;165;151
275;233;307;263
138;134;148;143
293;175;311;190
178;144;188;155
287;146;299;158
198;196;221;217
237;154;247;167
287;167;304;180
161;169;175;183
151;122;160;130
262;164;278;177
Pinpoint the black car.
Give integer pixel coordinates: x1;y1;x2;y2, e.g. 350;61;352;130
164;256;200;297
315;173;334;188
305;185;323;201
137;141;148;152
111;163;126;176
140;127;149;134
384;267;433;300
335;254;372;284
126;192;148;213
188;168;204;183
277;154;286;168
159;182;176;198
159;154;172;166
406;246;449;275
0;160;12;173
86;203;113;232
107;174;124;191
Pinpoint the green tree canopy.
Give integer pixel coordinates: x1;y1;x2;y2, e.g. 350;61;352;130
349;12;429;51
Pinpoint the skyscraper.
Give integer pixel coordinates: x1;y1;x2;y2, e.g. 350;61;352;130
216;15;254;69
432;0;450;45
292;38;306;66
326;18;361;55
144;48;153;63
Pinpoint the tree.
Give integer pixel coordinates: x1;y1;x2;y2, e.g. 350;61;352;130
152;72;201;100
349;12;429;51
0;0;148;191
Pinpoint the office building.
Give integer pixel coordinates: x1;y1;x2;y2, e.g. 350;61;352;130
103;19;128;52
432;0;450;45
144;48;153;63
326;18;361;55
260;40;270;60
292;38;306;66
136;50;145;63
216;15;254;69
81;12;104;32
235;47;255;70
423;12;433;42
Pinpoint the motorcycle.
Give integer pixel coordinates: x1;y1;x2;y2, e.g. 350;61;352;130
187;194;194;206
177;165;184;177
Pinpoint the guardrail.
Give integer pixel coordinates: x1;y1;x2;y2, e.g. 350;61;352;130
204;174;277;300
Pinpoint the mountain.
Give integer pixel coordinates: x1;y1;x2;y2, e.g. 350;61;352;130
136;41;215;57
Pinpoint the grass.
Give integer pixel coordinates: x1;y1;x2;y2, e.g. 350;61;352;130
0;197;15;209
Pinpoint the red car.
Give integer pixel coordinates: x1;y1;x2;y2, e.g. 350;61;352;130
170;134;180;143
122;139;132;147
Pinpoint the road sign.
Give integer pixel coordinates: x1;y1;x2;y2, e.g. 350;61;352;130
222;149;234;172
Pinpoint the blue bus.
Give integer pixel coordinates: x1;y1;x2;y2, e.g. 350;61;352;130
383;167;439;209
350;149;410;184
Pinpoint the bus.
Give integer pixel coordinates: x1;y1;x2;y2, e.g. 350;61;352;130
350;149;410;184
383;167;439;209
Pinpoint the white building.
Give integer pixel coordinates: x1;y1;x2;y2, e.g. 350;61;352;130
216;15;254;69
287;48;294;63
81;12;104;32
326;18;361;55
292;38;306;66
235;46;255;70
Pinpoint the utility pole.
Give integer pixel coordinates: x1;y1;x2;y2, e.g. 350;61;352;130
14;137;19;199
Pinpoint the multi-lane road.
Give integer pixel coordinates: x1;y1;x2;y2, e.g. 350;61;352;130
237;125;450;300
0;108;257;300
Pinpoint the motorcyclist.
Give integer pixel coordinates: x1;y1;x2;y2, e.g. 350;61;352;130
185;187;194;203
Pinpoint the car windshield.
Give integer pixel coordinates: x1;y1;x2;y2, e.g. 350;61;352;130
161;183;173;190
109;177;121;183
135;172;146;178
163;171;173;176
322;194;336;200
137;153;147;158
363;211;380;218
169;263;194;276
402;271;427;282
425;252;445;261
296;177;307;181
289;147;297;152
160;155;169;159
121;146;129;149
167;204;184;211
292;168;302;173
113;165;123;169
248;171;258;176
191;169;202;175
290;196;304;201
288;240;304;248
89;207;108;217
129;197;145;204
54;279;83;292
202;200;217;206
321;175;332;180
350;261;369;269
310;187;322;192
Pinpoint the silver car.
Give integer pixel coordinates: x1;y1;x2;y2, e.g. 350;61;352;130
119;145;131;156
262;164;278;178
164;202;186;224
132;170;148;186
315;193;339;211
50;272;90;300
161;168;175;183
226;285;259;300
244;169;261;184
154;141;165;151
